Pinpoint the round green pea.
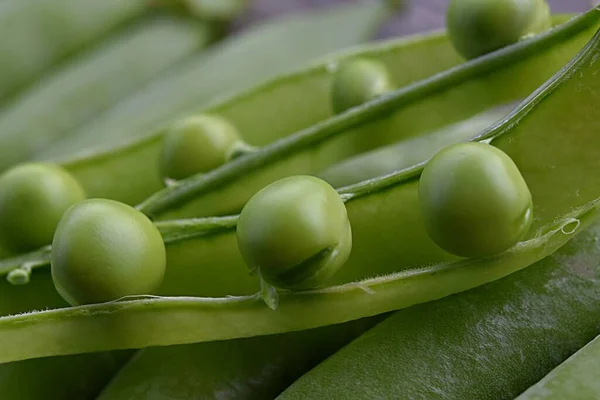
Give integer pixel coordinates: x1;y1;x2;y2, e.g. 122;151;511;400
419;142;533;258
236;175;352;290
0;163;86;252
331;59;394;114
160;114;242;181
446;0;551;59
51;199;166;306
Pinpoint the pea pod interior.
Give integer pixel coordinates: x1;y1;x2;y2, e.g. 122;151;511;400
137;11;594;220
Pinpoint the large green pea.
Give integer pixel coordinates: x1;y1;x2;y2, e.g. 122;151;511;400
419;142;533;258
446;0;551;59
51;199;166;306
159;114;243;181
236;176;352;290
0;163;86;253
331;59;394;114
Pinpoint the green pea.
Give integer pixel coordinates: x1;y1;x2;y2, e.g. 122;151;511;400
419;142;533;258
0;163;86;253
446;0;551;59
331;59;394;114
51;199;166;306
159;115;243;181
236;175;352;291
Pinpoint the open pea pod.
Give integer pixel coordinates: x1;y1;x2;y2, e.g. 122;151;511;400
29;1;395;205
0;17;214;171
516;333;600;399
279;219;600;400
2;17;600;363
134;10;596;220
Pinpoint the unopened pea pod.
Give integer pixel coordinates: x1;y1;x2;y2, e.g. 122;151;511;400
137;11;591;220
2;27;600;361
516;333;600;399
318;102;516;188
33;1;395;205
0;0;146;104
97;316;383;400
279;218;600;400
0;17;213;172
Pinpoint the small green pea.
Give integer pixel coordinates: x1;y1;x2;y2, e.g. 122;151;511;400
446;0;551;59
236;175;352;290
51;199;166;305
0;163;86;252
419;142;533;258
160;114;243;181
331;59;394;114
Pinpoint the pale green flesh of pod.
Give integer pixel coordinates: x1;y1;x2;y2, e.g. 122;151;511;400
317;102;517;188
1;20;600;362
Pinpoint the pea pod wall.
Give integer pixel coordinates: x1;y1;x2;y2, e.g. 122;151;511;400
2;19;600;362
137;11;595;220
28;1;394;205
0;17;213;171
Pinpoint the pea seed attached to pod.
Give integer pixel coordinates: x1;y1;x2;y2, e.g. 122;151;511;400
51;199;166;306
159;114;246;182
331;58;394;114
0;163;86;253
419;142;533;258
446;0;551;60
236;176;352;294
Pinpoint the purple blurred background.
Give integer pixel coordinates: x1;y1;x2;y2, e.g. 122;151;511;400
235;0;593;37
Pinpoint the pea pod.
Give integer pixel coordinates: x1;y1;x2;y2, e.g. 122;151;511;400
0;0;147;104
279;218;600;400
2;22;600;361
34;1;456;205
96;316;382;400
0;17;213;171
516;334;600;399
136;11;592;220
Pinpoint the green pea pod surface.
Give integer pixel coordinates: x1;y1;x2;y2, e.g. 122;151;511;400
32;1;392;205
2;21;600;361
0;351;133;400
317;102;517;187
516;334;600;399
279;219;600;400
136;11;594;220
0;0;147;104
0;17;211;171
97;317;381;400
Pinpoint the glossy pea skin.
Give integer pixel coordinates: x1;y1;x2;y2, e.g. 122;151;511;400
446;0;551;59
331;59;394;114
236;176;352;290
419;142;533;258
160;115;242;181
0;163;86;253
51;199;166;306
